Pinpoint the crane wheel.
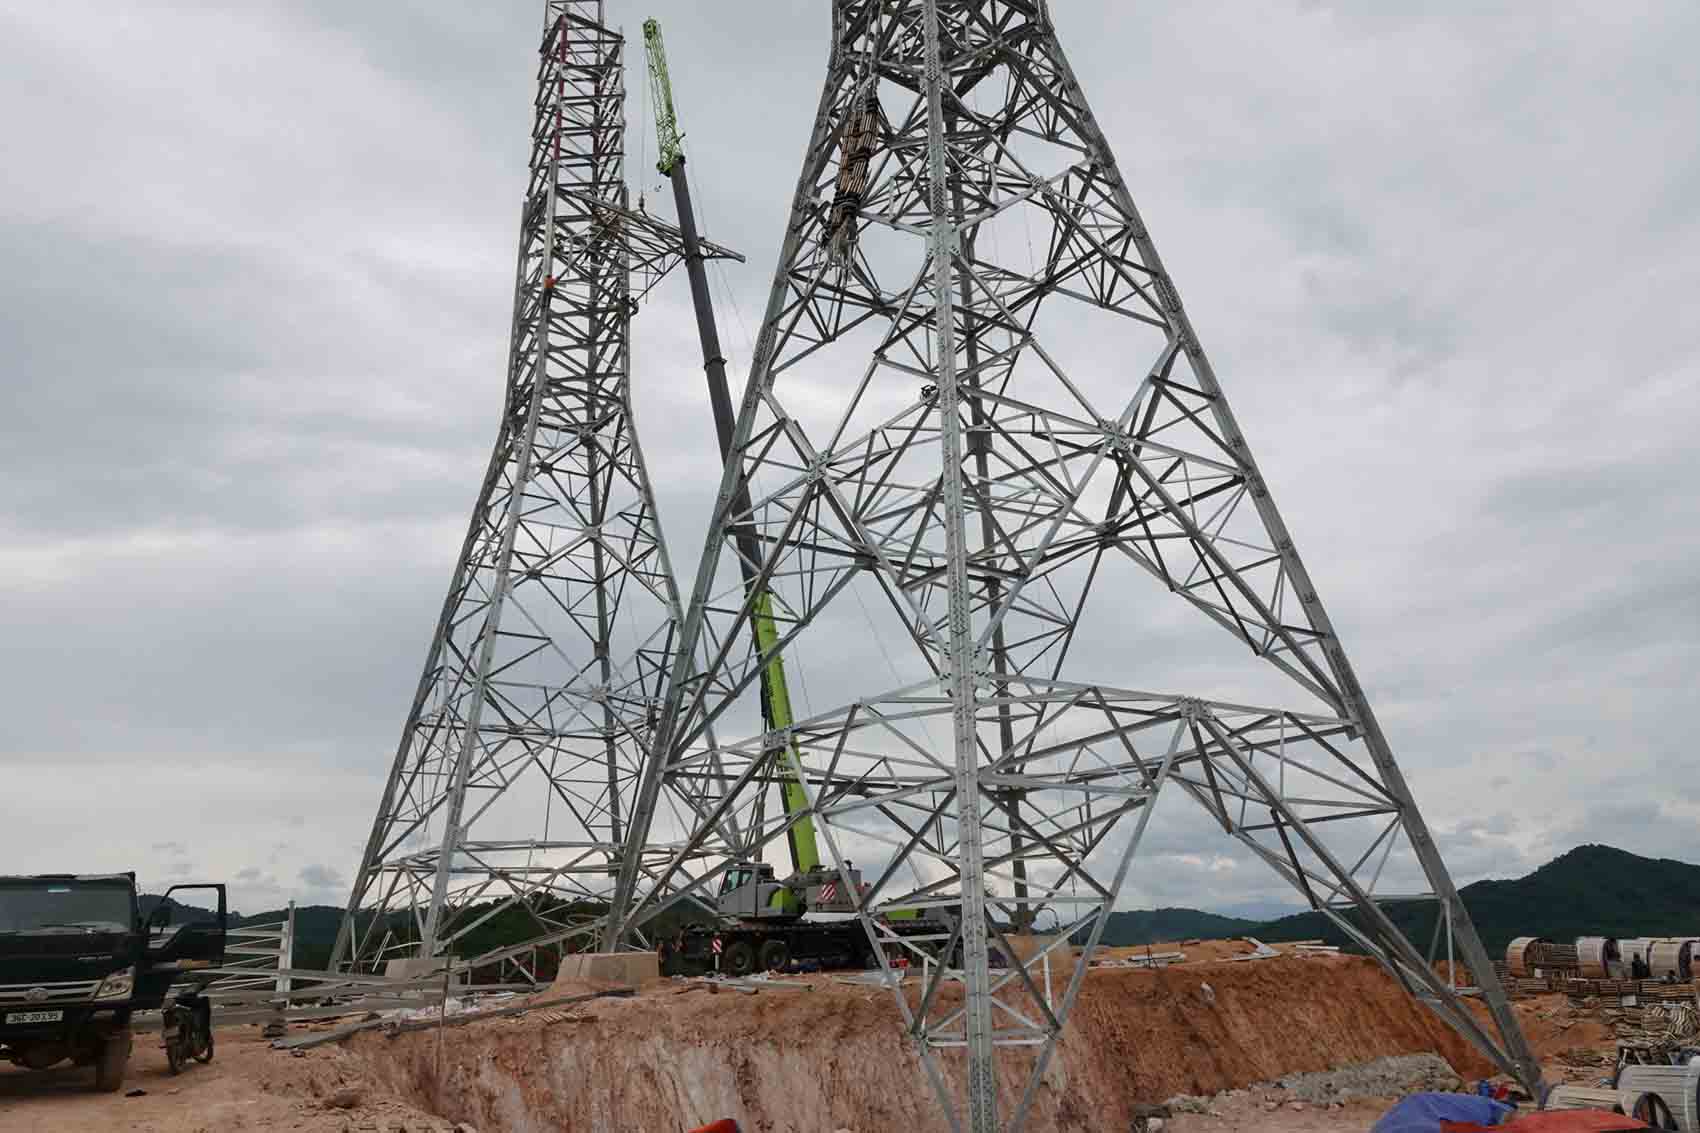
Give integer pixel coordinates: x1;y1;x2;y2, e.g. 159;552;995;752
723;939;756;977
759;939;790;973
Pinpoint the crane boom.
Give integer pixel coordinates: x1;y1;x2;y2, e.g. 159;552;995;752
641;19;683;176
641;18;819;877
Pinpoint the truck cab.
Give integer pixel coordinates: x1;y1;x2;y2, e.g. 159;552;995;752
0;874;226;1092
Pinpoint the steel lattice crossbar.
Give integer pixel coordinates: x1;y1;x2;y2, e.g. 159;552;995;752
333;0;741;974
603;2;1542;1131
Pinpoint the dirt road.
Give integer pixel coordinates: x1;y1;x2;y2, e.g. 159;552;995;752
0;1026;444;1133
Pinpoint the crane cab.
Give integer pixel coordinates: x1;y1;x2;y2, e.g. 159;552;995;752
715;862;789;920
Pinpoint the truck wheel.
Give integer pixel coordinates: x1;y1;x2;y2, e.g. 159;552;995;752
759;939;790;973
723;939;756;977
92;1029;131;1093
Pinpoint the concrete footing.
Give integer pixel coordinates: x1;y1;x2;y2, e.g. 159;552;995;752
383;957;466;984
551;952;660;988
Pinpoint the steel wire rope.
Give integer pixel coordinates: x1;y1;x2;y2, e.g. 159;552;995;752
636;36;653;211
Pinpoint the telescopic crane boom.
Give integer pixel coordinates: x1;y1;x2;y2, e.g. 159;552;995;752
642;18;819;880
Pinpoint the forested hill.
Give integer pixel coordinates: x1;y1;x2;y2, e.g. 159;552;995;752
1250;844;1700;954
145;844;1700;967
1093;906;1261;947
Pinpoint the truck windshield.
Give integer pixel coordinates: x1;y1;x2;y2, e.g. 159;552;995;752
0;883;133;934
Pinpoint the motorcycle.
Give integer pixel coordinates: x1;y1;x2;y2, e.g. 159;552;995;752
160;990;213;1074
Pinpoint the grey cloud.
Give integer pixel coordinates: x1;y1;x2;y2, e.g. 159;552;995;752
1461;814;1517;839
0;0;1695;919
1540;798;1700;867
299;864;346;892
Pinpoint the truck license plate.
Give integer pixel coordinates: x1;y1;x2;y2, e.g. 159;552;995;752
4;1010;64;1025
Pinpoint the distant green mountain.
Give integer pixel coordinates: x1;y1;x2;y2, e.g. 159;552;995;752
145;844;1698;973
1253;844;1700;955
141;895;715;975
139;896;351;971
1090;906;1261;947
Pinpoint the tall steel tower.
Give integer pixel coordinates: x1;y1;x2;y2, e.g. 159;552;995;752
608;2;1539;1130
333;0;739;973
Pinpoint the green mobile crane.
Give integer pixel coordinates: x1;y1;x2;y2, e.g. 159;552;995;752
642;20;952;976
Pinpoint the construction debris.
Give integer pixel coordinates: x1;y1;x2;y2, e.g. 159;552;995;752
690;974;814;993
1228;938;1280;962
1097;951;1186;969
270;988;633;1052
1544;1084;1624;1109
1275;1053;1464;1104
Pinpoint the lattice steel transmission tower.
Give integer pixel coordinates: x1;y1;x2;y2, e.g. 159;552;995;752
333;0;740;973
607;2;1539;1130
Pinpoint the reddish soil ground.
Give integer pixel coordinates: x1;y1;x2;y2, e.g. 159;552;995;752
0;1026;445;1132
352;955;1498;1132
0;956;1617;1132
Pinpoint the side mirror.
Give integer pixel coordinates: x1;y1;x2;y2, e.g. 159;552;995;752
149;904;171;930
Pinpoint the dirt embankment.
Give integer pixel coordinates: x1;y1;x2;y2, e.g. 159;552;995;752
352;956;1493;1133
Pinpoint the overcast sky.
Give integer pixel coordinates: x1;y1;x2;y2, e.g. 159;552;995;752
2;2;1696;919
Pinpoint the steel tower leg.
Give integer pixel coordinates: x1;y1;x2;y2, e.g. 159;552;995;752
921;3;997;1126
1026;8;1539;1088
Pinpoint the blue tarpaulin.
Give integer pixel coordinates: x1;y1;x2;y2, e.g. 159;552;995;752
1371;1092;1515;1132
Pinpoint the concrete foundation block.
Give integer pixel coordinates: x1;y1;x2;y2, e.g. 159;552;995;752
550;951;660;988
383;957;464;982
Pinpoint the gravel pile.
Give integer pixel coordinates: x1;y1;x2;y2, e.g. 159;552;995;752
1276;1053;1464;1103
1163;1052;1466;1115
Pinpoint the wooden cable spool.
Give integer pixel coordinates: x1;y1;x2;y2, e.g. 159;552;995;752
1618;1064;1700;1131
1579;936;1622;979
1651;939;1695;981
1624;938;1657;974
1508;936;1549;978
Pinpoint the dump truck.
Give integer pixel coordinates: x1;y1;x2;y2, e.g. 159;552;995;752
0;873;226;1091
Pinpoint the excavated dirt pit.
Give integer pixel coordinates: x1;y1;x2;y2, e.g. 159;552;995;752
342;955;1493;1132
